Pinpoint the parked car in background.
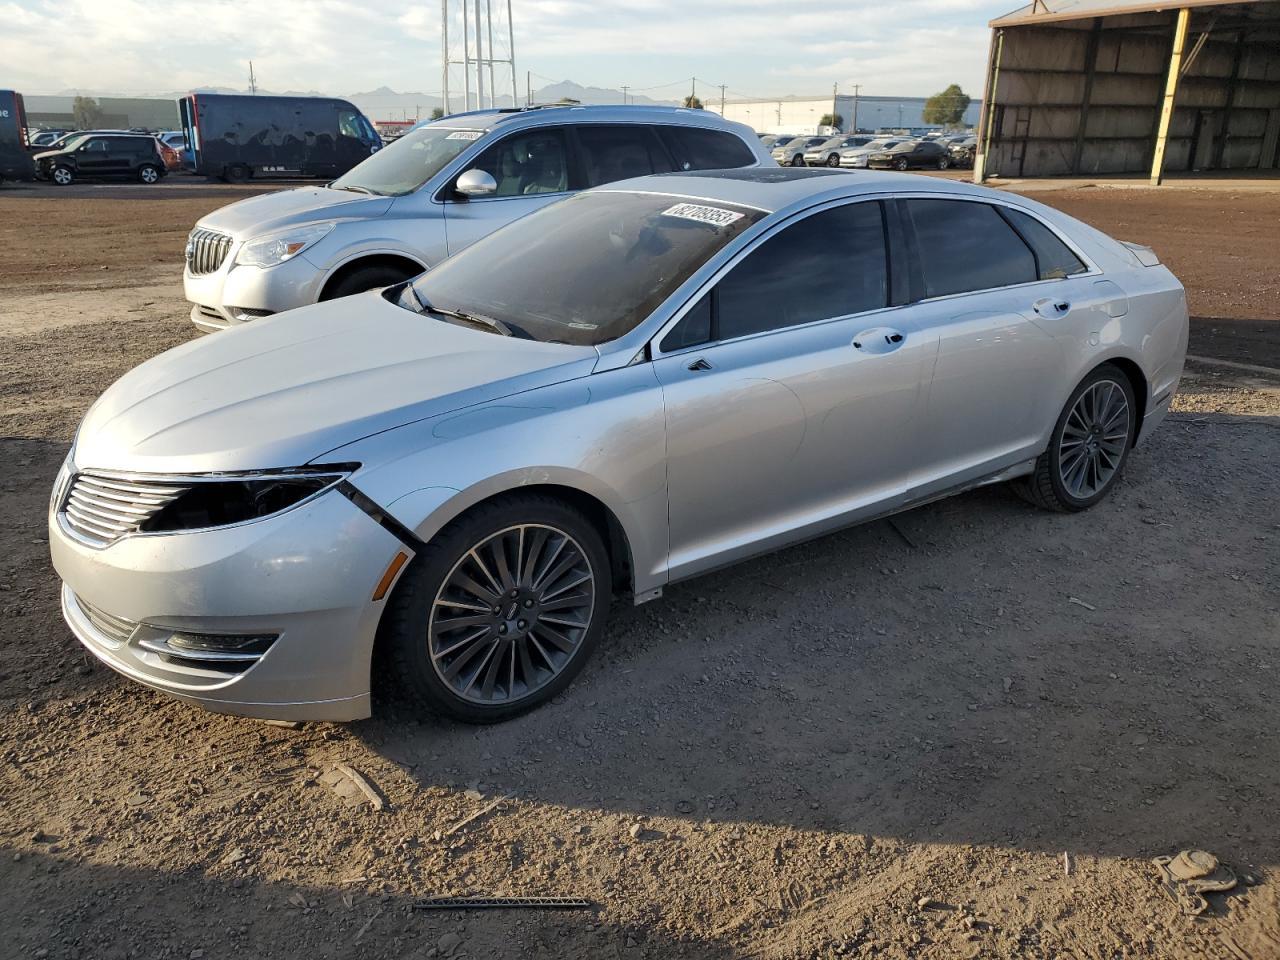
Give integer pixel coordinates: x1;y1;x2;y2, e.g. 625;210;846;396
182;105;775;332
34;129;133;153
158;130;193;167
772;135;829;166
29;129;69;148
805;135;873;167
51;169;1188;723
758;134;778;148
866;139;950;171
949;136;979;168
178;93;383;183
839;138;902;168
34;133;167;185
0;90;35;183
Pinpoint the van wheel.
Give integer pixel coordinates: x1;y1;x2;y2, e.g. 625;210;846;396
223;164;249;183
138;164;161;184
382;494;611;723
323;263;421;300
52;165;74;186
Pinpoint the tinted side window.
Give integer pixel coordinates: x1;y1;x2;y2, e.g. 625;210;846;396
82;139;108;152
1001;207;1088;280
907;199;1036;298
470;128;570;197
717;202;888;340
657;126;754;171
660;292;712;352
575;125;672;187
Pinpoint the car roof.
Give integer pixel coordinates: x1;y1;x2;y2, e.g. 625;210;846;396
593;167;1001;215
428;104;755;135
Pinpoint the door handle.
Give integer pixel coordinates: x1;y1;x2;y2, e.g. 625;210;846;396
852;328;906;352
1033;298;1071;317
687;357;713;372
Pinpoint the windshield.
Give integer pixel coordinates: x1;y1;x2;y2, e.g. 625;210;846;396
58;134;90;151
402;191;765;346
772;136;794;146
331;125;485;196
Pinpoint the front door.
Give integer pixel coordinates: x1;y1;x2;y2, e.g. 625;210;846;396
652;200;932;581
442;127;573;256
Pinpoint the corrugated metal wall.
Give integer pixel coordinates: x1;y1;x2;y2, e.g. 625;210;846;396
980;2;1280;177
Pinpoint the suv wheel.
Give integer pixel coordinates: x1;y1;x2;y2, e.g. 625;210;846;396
51;165;74;186
382;494;611;722
825;154;841;167
791;154;806;167
138;164;161;184
323;263;422;300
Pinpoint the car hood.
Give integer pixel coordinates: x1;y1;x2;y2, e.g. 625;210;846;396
194;186;394;239
32;148;73;162
73;293;597;475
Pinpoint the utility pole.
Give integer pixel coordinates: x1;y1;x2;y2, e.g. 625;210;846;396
507;0;517;106
474;0;485;108
441;0;449;115
486;0;497;107
621;85;629;105
248;61;257;95
719;84;726;115
832;81;838;131
462;0;471;110
849;83;861;132
527;70;532;106
690;77;696;106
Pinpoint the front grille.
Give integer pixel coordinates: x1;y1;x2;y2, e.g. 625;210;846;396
75;594;138;646
62;471;190;547
186;228;233;276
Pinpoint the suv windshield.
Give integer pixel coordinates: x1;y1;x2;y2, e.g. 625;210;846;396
401;191;765;346
332;125;485;196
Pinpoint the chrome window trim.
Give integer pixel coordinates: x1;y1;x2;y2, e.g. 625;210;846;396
646;190;1100;360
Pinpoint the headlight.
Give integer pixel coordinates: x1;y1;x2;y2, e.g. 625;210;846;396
140;465;355;533
234;222;335;268
50;447;76;515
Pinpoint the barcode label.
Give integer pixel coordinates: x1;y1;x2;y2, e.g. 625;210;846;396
661;203;744;227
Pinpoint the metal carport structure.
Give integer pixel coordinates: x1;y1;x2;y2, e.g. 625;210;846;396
974;0;1280;183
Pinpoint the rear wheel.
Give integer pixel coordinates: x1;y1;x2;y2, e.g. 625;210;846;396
138;164;160;184
1017;364;1136;512
382;494;610;723
222;163;249;183
937;156;950;170
323;263;420;300
51;165;74;186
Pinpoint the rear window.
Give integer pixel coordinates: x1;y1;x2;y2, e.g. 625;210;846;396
575;125;673;187
907;199;1037;298
658;126;755;171
1000;207;1088;280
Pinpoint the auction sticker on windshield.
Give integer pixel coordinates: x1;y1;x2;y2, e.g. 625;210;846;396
446;131;484;141
661;203;745;228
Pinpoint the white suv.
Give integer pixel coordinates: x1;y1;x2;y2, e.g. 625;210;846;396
183;105;775;332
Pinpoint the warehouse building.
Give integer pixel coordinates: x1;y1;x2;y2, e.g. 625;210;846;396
23;95;179;131
974;0;1280;183
707;94;980;135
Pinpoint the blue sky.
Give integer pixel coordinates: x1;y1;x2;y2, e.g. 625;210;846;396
3;0;1018;99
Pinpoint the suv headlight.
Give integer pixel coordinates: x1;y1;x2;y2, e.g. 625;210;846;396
235;222;335;268
140;465;355;533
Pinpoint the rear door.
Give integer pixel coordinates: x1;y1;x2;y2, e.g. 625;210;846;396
441;126;573;255
898;196;1081;496
652;199;932;581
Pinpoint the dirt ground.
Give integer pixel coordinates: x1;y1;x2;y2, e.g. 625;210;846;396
1;180;1278;960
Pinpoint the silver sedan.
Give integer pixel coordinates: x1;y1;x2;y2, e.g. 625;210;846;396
50;169;1188;723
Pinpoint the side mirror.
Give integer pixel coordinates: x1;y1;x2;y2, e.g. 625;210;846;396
454;168;497;198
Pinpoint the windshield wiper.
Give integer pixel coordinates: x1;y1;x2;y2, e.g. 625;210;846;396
333;184;383;196
409;290;529;339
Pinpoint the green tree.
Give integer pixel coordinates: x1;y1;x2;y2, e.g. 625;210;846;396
430;107;444;120
819;113;844;132
682;94;703;110
72;95;105;130
922;84;971;129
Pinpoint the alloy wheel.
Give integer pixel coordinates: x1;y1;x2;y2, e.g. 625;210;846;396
53;167;72;185
428;524;596;705
1058;379;1130;499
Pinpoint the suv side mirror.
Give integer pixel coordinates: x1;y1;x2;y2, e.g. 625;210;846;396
455;168;497;198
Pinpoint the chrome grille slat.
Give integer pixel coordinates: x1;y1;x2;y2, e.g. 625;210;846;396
60;472;191;547
186;228;233;276
75;595;138;645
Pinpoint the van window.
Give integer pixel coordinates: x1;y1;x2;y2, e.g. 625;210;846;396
907;199;1037;298
575;125;673;187
657;127;755;170
470;128;569;197
715;201;888;341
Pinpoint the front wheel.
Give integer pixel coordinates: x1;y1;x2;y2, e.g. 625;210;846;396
382;494;611;723
791;154;806;167
138;164;161;184
826;154;841;167
51;165;74;186
893;157;909;171
323;263;420;300
1017;364;1136;512
937;157;950;170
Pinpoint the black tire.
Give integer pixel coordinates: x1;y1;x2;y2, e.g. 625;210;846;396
51;165;74;186
1017;363;1137;512
894;157;909;171
323;263;419;300
826;153;841;167
222;163;249;184
791;154;806;167
138;163;161;185
381;493;611;723
937;157;950;170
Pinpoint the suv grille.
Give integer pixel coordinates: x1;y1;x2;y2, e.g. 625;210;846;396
75;594;139;646
186;228;233;276
62;472;190;547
